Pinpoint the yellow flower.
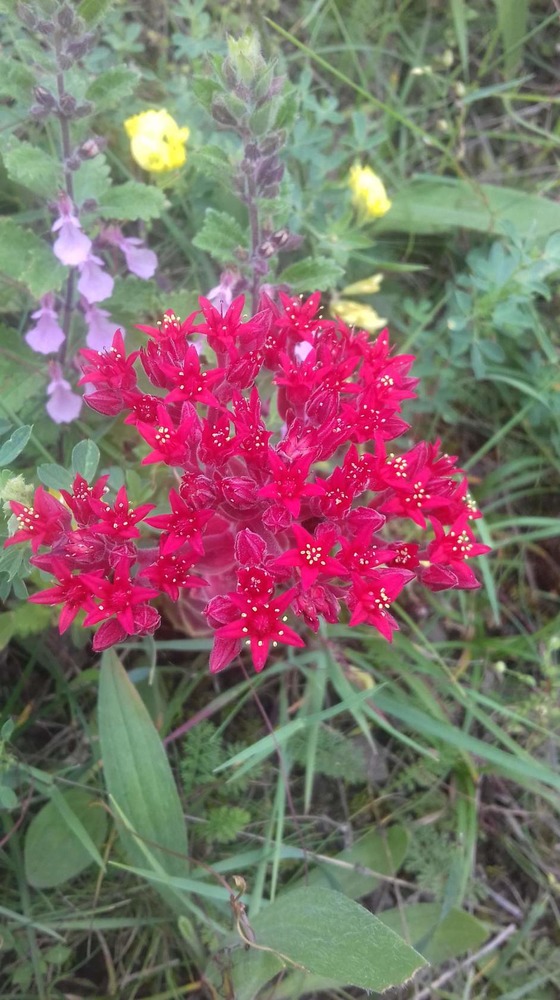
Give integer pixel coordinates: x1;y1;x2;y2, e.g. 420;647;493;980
124;109;190;172
341;272;384;296
331;298;387;333
348;164;392;219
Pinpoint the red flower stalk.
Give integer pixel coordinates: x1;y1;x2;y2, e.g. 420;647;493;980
5;291;490;672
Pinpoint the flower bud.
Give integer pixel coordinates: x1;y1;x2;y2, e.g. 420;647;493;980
226;32;266;87
58;93;77;117
57;4;75;30
34;86;57;109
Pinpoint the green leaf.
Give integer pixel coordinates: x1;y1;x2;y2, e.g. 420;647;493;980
73;157;112;206
378;903;489;964
0;545;27;584
0;219;66;297
24;789;108;888
0;425;32;466
98;651;188;889
277;256;344;292
2;139;62;199
191;143;232;183
37;463;73;492
192;209;247;261
0;604;53;649
0;57;34;102
77;0;115;24
86;66;140;111
98;182;167;222
305;825;409;899
105;275;163;326
379;177;560;239
71;440;100;481
240;887;426;992
495;0;529;76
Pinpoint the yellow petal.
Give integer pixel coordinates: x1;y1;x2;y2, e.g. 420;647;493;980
341;272;384;296
331;298;387;333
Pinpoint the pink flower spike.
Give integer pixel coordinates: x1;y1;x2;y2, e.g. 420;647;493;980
83;303;118;351
25;294;65;355
77;254;115;303
45;362;83;424
51;196;92;266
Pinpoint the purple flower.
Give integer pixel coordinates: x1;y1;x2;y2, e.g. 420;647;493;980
25;294;65;354
45;362;82;423
83;303;117;351
119;238;157;279
102;225;158;279
52;195;92;267
77;254;114;303
206;271;238;311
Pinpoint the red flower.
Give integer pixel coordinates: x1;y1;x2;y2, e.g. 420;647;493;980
81;556;159;635
272;524;345;589
347;568;415;640
8;290;490;667
214;588;305;672
145;489;212;556
60;474;110;527
141;544;206;600
89;485;156;540
258;450;323;517
28;558;98;632
7;487;70;553
418;515;491;591
80;329;138;390
137;404;199;466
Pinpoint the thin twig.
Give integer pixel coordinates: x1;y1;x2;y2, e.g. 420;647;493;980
414;923;517;1000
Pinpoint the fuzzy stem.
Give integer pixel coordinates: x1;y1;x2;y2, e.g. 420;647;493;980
245;157;262;313
55;56;76;361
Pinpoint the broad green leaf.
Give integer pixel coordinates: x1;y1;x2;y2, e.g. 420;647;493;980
379;178;560;240
191;143;232;183
2;139;62;198
106;275;162;326
73;157;112;206
192;209;247;261
98;182;167;222
0;57;34;102
37;463;74;492
305;825;408;899
277;256;344;292
378;903;489;964
24;789;107;888
0;220;66;297
86;66;140;111
0;425;32;466
0;545;27;583
98;651;188;883
236;887;426;993
71;440;100;481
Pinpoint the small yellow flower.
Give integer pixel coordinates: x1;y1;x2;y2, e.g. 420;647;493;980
331;298;387;333
341;272;384;296
348;164;392;219
124;109;190;173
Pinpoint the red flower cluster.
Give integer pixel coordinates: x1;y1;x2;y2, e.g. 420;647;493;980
6;293;490;671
